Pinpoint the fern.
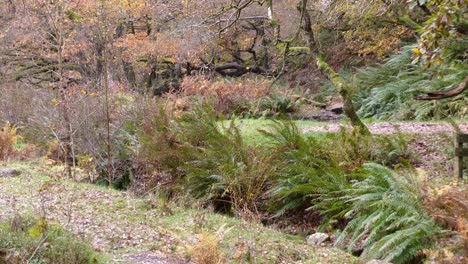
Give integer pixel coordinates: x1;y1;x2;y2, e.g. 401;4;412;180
262;121;416;218
353;44;468;120
0;122;21;161
181;102;274;214
261;121;352;216
333;164;440;263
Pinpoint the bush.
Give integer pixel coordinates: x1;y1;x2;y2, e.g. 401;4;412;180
180;76;271;116
260;121;352;216
100;121;140;190
256;94;298;118
187;233;223;264
137;100;193;194
137;101;275;215
0;122;20;161
371;131;417;167
180;76;299;118
0;215;105;264
332;164;441;264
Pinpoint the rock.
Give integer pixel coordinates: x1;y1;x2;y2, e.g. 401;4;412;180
0;168;22;177
328;102;344;114
306;232;329;246
448;234;464;244
305;110;342;122
366;260;392;264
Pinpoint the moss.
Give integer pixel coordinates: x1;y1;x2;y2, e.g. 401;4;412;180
316;54;370;134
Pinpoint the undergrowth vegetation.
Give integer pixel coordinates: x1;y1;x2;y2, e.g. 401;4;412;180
353;45;467;120
138;101;274;215
180;107;274;215
1;0;467;263
180;76;299;118
334;164;440;264
258;121;452;263
129;102;456;263
0;215;104;264
1;101;465;263
0;123;20;161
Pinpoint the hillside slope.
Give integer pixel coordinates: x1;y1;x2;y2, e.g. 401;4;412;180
0;161;355;264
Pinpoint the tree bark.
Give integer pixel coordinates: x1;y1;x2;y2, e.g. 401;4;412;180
297;0;369;134
55;1;75;178
297;0;317;57
316;55;370;134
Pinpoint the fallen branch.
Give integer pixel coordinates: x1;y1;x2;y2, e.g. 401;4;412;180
416;77;468;100
214;63;274;77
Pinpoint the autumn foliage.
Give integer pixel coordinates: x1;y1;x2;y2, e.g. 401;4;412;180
0;123;20;161
180;76;272;115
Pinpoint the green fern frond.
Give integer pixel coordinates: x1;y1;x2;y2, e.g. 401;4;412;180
332;164;441;264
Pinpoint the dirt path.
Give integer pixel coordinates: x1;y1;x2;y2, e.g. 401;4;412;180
303;121;464;179
303;122;468;134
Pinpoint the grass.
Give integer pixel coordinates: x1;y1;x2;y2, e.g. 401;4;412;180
222;118;467;148
0;161;356;263
160;209;356;263
222;119;328;145
0;216;107;264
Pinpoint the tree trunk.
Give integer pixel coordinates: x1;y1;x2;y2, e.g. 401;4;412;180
103;55;113;186
297;0;369;134
297;0;317;57
56;2;75;178
316;55;370;134
266;0;280;40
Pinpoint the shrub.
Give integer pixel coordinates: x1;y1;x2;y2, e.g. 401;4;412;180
0;122;21;161
180;76;299;118
137;101;192;193
324;127;372;173
107;121;139;190
256;94;298;118
137;101;274;214
423;183;468;262
188;233;223;264
333;164;441;264
371;131;417;167
0;215;105;264
180;76;271;116
46;140;66;164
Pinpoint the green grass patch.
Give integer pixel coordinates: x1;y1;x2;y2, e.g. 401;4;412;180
0;215;106;264
221;119;328;145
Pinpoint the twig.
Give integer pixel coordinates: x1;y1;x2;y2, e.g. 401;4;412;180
27;234;49;263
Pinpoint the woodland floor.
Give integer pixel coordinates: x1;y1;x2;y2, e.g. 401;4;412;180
1;121;466;263
0;162;354;264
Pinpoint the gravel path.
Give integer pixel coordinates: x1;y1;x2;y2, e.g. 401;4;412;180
303;122;468;134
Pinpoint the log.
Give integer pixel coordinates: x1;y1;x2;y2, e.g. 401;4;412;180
214;63;272;77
